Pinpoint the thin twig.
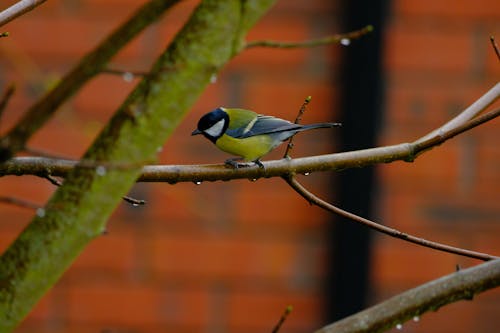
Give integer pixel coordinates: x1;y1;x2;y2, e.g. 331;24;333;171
245;25;373;49
0;0;48;28
43;174;146;206
0;195;40;210
272;305;293;333
121;196;146;206
283;176;496;261
0;84;15;120
44;174;62;186
490;36;500;62
284;96;312;158
316;259;500;333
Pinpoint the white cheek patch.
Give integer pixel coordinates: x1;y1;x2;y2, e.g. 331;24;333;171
204;118;226;137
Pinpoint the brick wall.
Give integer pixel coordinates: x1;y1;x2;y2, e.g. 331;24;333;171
0;1;498;332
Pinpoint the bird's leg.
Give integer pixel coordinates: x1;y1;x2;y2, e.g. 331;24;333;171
253;159;265;170
225;157;244;168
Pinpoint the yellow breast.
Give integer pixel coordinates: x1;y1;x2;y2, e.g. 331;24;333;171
215;134;275;161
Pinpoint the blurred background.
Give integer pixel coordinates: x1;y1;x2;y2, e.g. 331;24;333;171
0;0;499;332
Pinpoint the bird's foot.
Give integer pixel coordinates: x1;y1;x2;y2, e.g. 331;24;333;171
225;158;245;169
224;158;265;170
253;159;265;170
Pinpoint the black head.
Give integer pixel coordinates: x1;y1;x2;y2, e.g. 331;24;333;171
191;107;229;142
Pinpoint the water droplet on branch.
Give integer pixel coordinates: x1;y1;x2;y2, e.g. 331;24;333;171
36;208;45;217
96;166;107;176
122;72;134;82
340;38;351;46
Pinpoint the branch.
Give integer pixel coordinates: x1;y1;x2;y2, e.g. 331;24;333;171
490;36;500;62
0;195;40;210
3;83;498;181
0;0;181;161
415;82;500;145
0;1;278;330
284;176;496;261
272;305;293;333
0;0;47;27
2;107;499;183
245;25;373;49
43;174;145;206
414;106;500;154
316;259;500;333
0;84;15;121
284;95;312;158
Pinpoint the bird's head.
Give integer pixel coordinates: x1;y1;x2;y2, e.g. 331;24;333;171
191;107;229;142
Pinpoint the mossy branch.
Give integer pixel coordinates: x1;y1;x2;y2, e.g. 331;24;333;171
0;1;277;331
316;259;500;333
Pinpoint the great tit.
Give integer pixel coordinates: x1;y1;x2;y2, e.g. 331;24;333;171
192;107;341;167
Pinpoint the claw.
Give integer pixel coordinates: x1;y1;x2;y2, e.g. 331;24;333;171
253;159;265;170
225;158;241;168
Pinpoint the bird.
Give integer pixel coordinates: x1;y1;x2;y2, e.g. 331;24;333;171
191;107;341;168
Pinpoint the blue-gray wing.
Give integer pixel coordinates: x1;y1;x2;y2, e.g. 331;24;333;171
226;115;301;139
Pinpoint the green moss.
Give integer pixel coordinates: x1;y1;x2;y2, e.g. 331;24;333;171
0;0;277;331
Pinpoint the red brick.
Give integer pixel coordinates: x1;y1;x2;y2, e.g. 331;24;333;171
234;181;331;227
65;282;210;327
72;76;136;120
5;17;97;60
242;76;336;121
394;0;500;20
371;236;463;286
385;26;473;74
28;118;94;159
151;232;325;282
476;144;500;186
378;143;461;194
0;169;52;193
71;231;137;272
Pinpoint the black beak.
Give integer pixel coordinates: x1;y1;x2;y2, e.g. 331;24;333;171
191;129;202;136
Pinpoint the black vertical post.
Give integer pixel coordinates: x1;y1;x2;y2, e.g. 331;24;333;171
325;0;388;322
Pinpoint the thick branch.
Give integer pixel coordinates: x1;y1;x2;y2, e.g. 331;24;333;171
2;84;498;182
0;0;181;161
316;259;500;333
0;1;277;331
0;144;421;181
415;82;500;144
0;0;47;27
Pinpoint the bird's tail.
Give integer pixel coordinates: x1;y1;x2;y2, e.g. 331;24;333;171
299;122;342;132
